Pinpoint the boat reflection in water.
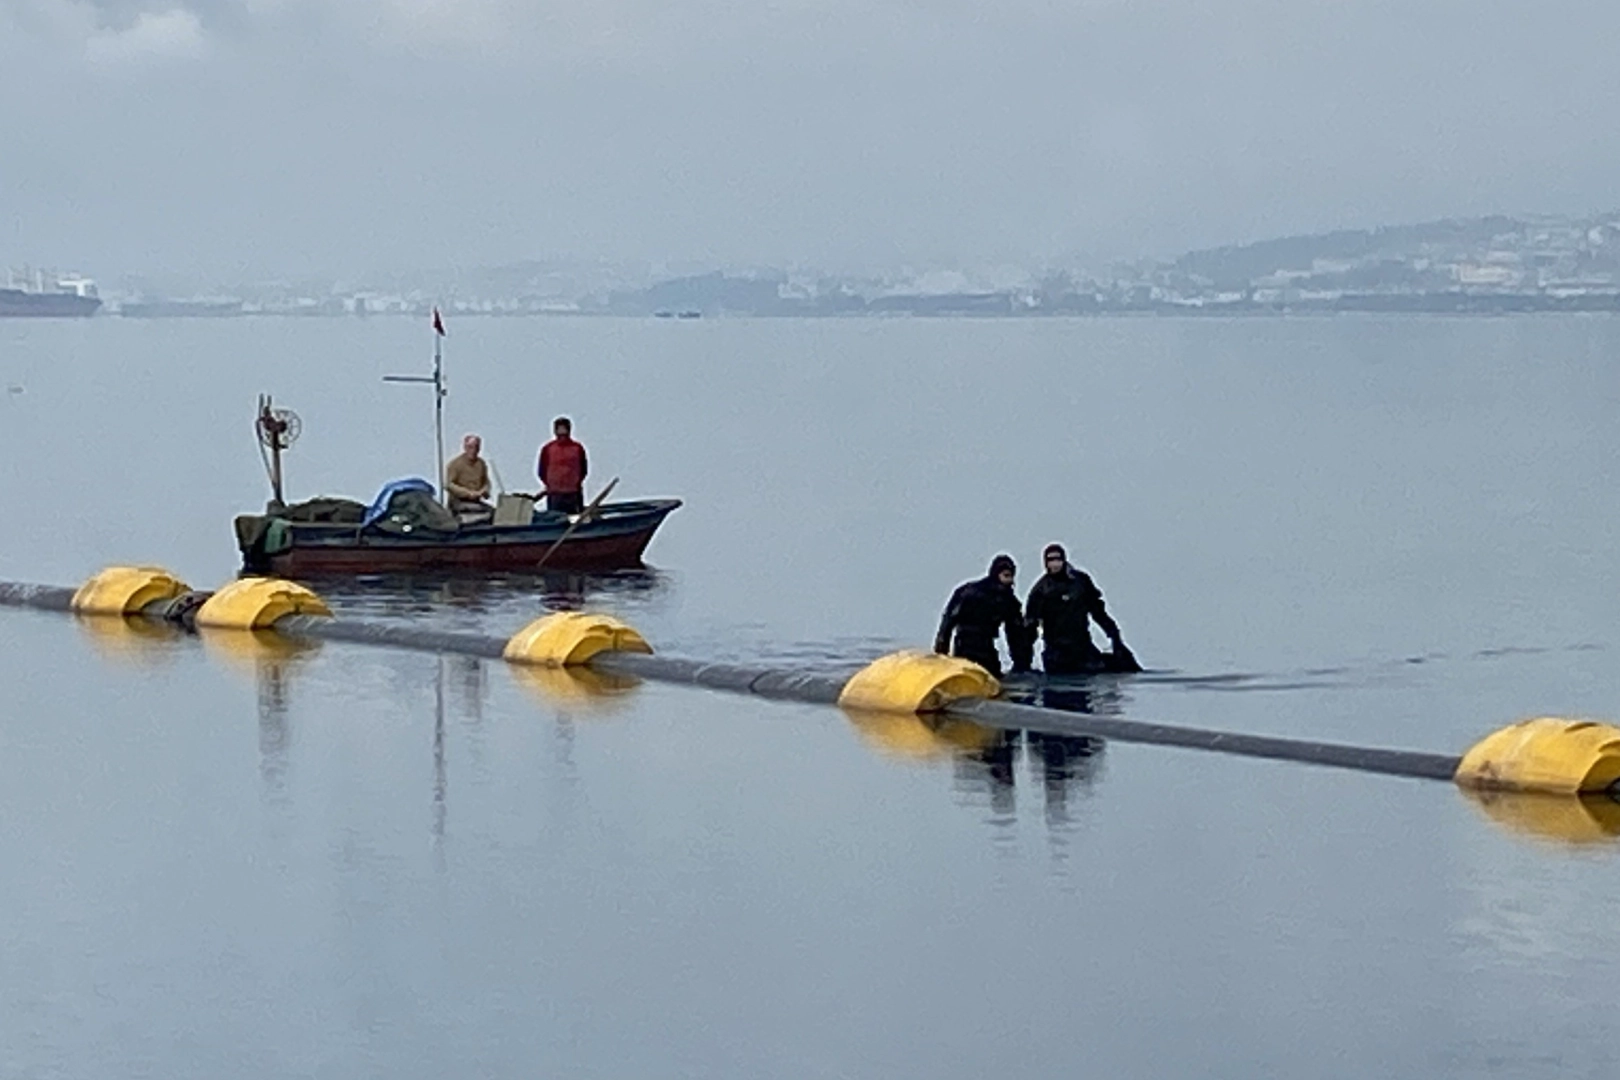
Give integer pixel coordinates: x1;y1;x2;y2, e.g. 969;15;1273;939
429;653;490;852
198;628;322;801
209;625;492;850
298;567;671;630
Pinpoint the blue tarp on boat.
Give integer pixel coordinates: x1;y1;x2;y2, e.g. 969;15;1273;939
362;478;436;528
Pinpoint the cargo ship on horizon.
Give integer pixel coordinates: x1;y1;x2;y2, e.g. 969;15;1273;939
0;268;102;318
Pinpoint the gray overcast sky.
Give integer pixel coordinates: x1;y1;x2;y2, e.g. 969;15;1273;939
2;1;1617;281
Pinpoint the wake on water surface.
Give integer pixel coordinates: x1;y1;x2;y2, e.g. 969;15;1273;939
991;638;1611;714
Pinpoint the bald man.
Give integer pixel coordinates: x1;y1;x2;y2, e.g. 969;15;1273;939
445;433;494;521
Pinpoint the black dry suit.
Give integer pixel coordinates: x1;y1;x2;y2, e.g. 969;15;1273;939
1024;552;1136;675
934;555;1033;677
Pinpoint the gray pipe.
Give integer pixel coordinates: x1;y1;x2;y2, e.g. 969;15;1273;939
950;698;1461;781
591;652;852;705
274;614;509;660
0;583;76;611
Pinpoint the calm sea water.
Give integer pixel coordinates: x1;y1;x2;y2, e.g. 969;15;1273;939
2;315;1618;1077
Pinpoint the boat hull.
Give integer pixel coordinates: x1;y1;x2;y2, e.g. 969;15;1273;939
0;289;101;318
247;499;680;576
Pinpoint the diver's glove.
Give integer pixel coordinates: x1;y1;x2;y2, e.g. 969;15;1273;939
1111;641;1142;673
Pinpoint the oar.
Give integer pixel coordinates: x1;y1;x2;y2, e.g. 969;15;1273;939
534;477;619;571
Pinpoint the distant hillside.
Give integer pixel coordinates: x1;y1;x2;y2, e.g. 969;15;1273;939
1175;215;1527;289
606;271;788;315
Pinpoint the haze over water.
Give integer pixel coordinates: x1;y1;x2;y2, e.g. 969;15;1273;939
3;315;1619;1077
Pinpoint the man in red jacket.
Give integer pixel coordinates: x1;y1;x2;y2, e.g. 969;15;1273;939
537;416;588;514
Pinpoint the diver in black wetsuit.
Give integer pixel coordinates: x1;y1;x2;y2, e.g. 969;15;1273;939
1024;543;1139;676
934;554;1033;677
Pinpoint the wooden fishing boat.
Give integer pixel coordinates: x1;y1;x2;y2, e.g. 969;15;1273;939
239;329;681;576
236;494;682;576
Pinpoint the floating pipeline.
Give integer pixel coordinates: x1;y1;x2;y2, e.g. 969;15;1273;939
0;582;77;612
4;571;1620;802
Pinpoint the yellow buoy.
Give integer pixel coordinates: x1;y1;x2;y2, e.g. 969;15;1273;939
195;577;332;630
70;566;190;616
1454;717;1620;795
502;611;652;668
836;650;1000;714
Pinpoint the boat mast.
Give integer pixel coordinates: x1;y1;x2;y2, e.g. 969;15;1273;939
432;324;446;506
384;307;449;505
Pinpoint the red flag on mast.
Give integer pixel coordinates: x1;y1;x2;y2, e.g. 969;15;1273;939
431;307;446;336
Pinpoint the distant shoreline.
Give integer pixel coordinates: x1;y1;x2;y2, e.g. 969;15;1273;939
70;296;1620;321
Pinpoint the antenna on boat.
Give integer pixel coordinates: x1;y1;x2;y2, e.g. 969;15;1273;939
384;306;449;505
255;393;301;510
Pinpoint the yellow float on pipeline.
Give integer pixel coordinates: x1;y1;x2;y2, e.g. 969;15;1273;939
71;566;190;616
503;611;652;668
837;650;1000;714
1455;717;1620;795
195;577;332;630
